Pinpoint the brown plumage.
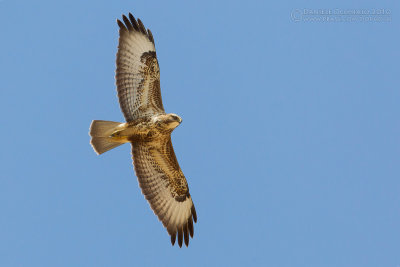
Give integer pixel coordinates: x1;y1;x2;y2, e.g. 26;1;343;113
89;12;197;247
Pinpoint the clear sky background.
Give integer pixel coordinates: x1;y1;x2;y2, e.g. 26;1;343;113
0;0;399;266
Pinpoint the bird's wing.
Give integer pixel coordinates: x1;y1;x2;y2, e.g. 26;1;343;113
116;13;165;122
131;136;197;247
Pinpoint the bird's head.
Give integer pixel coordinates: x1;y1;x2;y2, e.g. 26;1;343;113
153;113;182;130
165;113;182;129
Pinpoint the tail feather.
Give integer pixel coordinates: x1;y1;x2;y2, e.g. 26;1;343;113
90;137;123;155
89;120;125;155
90;120;121;137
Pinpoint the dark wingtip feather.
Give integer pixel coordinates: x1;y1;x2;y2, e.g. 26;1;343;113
171;233;176;246
117;19;126;30
191;205;197;223
119;13;154;44
188;217;194;238
137;18;147;35
183;223;189;247
177;227;183;248
122;15;133;30
128;13;139;31
147;29;154;44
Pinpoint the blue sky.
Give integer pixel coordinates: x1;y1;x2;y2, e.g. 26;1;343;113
0;0;399;266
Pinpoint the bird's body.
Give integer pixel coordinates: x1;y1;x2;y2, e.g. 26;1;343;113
107;113;182;143
89;12;196;247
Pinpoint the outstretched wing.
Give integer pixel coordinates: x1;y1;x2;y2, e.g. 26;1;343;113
131;137;197;247
116;13;165;122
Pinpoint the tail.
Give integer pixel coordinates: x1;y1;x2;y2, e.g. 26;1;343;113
89;120;124;155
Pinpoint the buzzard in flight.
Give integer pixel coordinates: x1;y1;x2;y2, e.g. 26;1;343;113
89;12;197;247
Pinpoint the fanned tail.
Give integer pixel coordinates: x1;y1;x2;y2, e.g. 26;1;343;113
89;120;124;155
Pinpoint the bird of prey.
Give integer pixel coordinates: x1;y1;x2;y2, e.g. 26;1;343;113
89;12;197;247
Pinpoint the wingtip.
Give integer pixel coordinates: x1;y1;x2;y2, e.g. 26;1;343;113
137;18;147;35
191;205;197;223
188;217;194;238
183;222;189;247
117;12;155;45
117;19;126;30
128;13;139;31
122;15;133;30
177;227;183;247
147;29;155;44
171;233;176;246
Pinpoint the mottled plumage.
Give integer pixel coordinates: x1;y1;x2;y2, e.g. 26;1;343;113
89;12;196;247
116;14;164;121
